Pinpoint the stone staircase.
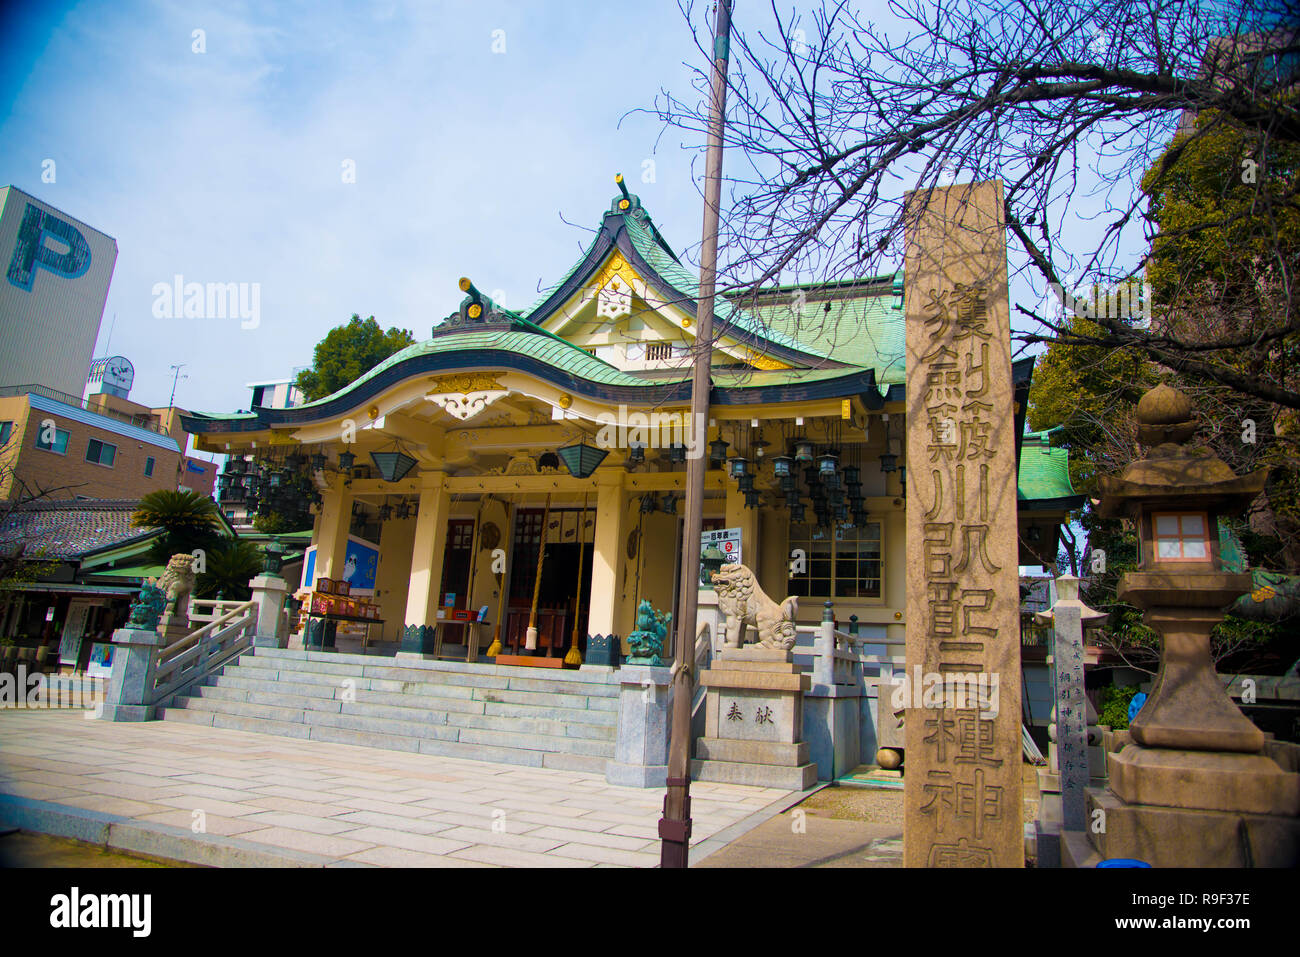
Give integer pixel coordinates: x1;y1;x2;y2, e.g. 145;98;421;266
159;647;620;773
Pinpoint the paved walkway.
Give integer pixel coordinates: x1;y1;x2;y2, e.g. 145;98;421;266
0;710;795;867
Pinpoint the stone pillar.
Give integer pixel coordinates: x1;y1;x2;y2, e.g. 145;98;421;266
400;471;449;656
315;482;354;581
101;627;164;722
606;664;673;787
250;574;290;649
903;180;1023;868
1052;604;1089;832
587;467;625;641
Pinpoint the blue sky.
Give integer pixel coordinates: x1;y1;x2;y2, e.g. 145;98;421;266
1;0;728;424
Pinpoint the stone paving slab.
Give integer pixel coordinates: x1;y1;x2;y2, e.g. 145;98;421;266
0;710;795;868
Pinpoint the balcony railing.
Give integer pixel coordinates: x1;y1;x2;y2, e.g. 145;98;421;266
0;384;169;435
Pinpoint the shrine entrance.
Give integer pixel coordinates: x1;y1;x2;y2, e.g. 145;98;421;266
502;507;595;657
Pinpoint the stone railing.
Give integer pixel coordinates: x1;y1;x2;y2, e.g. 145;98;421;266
150;601;257;705
188;598;250;623
102;574;290;722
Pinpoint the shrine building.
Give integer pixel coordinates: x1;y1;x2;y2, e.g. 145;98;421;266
181;179;1080;664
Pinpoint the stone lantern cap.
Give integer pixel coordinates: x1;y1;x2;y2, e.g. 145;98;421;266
1097;383;1268;519
1033;574;1108;628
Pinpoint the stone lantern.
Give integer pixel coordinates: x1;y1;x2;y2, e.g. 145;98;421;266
1071;383;1300;867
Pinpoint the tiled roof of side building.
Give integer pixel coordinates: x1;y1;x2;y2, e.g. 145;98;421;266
0;499;160;559
1018;430;1081;504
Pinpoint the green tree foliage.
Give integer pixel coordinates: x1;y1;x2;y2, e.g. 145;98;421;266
1141;109;1300;573
295;315;416;402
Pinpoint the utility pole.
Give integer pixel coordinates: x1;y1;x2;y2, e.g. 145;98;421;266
168;363;188;408
659;0;732;869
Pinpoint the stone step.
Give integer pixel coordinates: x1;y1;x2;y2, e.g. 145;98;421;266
250;647;622;691
224;658;618;707
184;684;614;742
171;688;615;754
161;705;610;772
194;677;617;733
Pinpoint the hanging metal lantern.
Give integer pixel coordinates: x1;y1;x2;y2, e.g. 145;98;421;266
728;456;749;478
772;455;793;478
779;474;796;492
899;465;907;496
378;504;393;521
627;443;645;468
829;488;846;506
708;438;728;466
557;440;610;479
834;502;849;521
338;450;356;471
310;453;326;471
743;489;762;509
879;451;898;473
668;443;687;464
794;439;814;463
790;502;806;523
822;470;841;490
639;492;659;513
737;473;755;492
852;507;869;526
784;490;801;508
661;491;679;515
817;449;839;476
268;470;283;489
843;465;861;486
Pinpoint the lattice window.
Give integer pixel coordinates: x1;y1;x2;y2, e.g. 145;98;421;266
646;342;674;361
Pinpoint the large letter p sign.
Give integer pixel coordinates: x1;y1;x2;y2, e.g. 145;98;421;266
7;202;92;291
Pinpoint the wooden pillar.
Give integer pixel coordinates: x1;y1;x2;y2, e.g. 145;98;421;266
401;471;449;654
587;468;626;640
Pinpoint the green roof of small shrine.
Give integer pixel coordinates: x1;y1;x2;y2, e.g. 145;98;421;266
1018;430;1081;505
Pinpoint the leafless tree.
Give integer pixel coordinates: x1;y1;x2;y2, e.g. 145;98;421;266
653;0;1299;407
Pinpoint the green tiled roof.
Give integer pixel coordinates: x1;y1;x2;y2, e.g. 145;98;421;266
621;214;833;361
290;325;659;411
746;291;906;384
1018;430;1078;502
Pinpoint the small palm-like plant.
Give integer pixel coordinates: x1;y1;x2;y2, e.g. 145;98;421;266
135;489;223;568
195;540;265;601
133;489;221;537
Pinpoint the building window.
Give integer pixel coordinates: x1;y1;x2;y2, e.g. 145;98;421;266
86;438;117;467
144;456;156;477
34;426;69;455
646;342;674;361
1153;512;1210;561
787;520;882;599
0;420;11;446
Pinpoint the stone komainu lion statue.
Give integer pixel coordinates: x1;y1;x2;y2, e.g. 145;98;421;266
155;553;198;616
710;563;798;651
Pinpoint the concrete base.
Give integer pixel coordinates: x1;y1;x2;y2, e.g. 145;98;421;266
1081;786;1300;867
605;761;668;788
696;737;810;766
1061;828;1103;868
100;703;154;722
1109;742;1300;816
691;757;818;790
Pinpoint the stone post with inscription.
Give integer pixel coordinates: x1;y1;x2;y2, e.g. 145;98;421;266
903;181;1023;867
